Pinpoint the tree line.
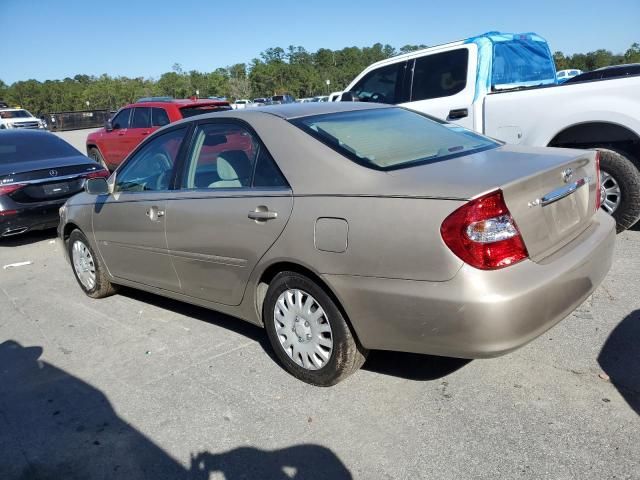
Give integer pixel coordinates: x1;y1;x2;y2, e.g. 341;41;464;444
1;42;638;115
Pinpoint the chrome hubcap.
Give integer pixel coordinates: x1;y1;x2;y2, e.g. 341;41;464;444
274;289;333;370
600;170;621;215
72;240;96;290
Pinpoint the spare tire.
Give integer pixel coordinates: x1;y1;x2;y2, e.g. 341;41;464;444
597;148;640;232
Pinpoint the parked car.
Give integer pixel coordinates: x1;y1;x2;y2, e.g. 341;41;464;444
565;63;640;83
86;98;231;171
59;103;614;386
232;99;253;109
339;31;640;232
271;94;295;104
0;108;46;130
1;130;109;237
556;69;582;82
311;96;329;102
327;91;343;102
252;98;272;107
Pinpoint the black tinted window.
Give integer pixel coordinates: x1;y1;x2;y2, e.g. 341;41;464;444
602;65;640;79
131;107;151;128
151;107;170;127
180;105;232;118
115;128;186;192
567;71;601;83
351;62;405;104
411;49;468;101
111;109;130;129
0;132;80;164
253;149;288;188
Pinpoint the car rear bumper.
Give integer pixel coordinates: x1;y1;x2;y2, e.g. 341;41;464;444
323;210;616;358
0;203;63;237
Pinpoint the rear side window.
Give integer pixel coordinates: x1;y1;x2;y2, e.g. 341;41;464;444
111;109;131;129
411;49;469;101
180;105;232;118
293;107;498;171
131;107;151;128
151;107;170;127
350;62;406;104
253;149;288;188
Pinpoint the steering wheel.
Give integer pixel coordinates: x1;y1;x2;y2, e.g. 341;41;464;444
369;92;387;103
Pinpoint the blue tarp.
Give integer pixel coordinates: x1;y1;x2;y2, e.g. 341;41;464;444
464;32;557;100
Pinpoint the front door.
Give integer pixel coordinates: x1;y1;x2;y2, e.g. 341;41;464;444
101;108;132;168
93;126;188;291
165;121;293;305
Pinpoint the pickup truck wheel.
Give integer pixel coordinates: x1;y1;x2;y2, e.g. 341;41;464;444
88;147;108;170
263;271;368;386
597;149;640;232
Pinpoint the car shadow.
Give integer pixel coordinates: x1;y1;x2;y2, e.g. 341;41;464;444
0;228;57;247
0;340;352;480
363;350;471;381
597;309;640;415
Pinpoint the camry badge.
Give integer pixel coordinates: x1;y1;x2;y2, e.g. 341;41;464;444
49;169;58;177
561;168;573;183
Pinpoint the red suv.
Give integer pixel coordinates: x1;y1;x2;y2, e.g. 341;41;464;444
86;98;231;170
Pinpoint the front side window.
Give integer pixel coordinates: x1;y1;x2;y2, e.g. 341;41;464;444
111;109;131;129
115;127;186;192
350;62;405;104
293;107;498;171
411;49;469;101
131;107;151;128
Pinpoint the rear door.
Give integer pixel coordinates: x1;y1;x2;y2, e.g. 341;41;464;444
164;120;293;305
402;46;477;130
93;126;188;291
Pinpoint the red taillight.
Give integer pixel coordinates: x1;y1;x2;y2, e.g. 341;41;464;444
85;169;110;179
441;190;529;270
594;151;601;212
0;184;26;196
0;210;18;217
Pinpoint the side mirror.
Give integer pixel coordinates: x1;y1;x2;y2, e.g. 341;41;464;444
85;178;109;195
340;91;357;102
105;119;114;131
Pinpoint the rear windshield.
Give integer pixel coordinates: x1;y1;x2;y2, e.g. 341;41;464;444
292;108;498;170
0;133;80;164
180;105;232;118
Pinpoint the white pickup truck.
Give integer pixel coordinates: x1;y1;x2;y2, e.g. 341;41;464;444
340;32;640;231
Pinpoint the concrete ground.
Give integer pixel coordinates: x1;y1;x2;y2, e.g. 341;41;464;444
52;128;99;153
1;225;638;479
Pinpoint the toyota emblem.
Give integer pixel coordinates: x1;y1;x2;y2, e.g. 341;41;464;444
49;169;58;177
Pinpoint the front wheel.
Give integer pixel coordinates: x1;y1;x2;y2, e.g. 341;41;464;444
68;229;118;298
597;149;640;232
263;271;368;386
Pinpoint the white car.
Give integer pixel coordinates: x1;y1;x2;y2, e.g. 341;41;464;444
556;69;583;82
0;108;46;130
342;31;640;231
232;99;252;110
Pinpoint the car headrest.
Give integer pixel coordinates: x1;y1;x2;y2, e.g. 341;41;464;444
216;150;252;182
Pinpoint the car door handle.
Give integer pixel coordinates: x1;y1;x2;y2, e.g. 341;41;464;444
248;209;278;221
447;108;468;120
145;206;165;221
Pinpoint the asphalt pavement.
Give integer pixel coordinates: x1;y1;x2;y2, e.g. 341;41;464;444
1;222;638;479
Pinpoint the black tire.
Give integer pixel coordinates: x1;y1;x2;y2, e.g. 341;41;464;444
68;229;118;299
263;271;368;386
88;147;109;171
597;148;640;232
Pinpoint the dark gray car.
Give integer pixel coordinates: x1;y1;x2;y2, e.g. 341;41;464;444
58;103;615;385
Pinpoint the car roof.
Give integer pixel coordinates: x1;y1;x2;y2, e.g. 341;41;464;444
237;102;391;120
123;99;229;109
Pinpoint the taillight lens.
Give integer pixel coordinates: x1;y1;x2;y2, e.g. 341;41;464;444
0;184;26;196
441;190;529;270
594;151;601;212
85;169;110;179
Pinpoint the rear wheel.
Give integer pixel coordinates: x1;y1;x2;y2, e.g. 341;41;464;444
88;147;109;170
68;229;118;298
597;149;640;232
263;271;368;386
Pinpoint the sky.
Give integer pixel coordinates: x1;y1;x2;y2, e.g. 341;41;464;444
1;0;638;84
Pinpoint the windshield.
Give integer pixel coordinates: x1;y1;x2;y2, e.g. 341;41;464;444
0;133;81;164
0;110;34;119
293;108;499;170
